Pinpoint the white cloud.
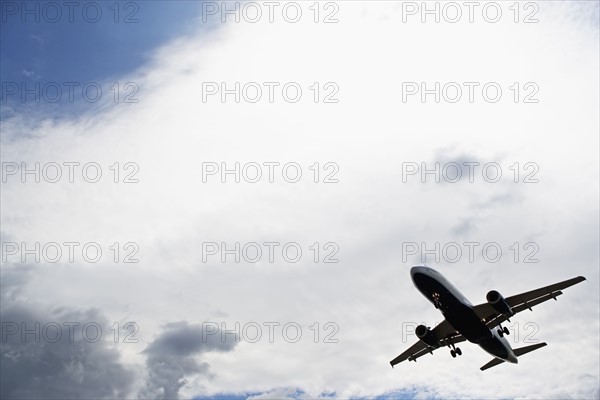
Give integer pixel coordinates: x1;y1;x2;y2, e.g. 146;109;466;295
1;1;598;399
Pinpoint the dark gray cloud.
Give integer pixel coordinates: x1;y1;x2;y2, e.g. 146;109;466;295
0;265;32;302
1;269;238;400
0;271;136;399
138;321;238;399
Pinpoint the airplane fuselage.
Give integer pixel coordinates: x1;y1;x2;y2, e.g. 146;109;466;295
411;266;518;363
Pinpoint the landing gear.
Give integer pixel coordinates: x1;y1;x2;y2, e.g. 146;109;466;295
448;342;462;358
497;325;510;337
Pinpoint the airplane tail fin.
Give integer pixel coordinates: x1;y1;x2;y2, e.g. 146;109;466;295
480;342;547;371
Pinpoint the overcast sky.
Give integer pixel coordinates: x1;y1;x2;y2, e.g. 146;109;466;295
1;1;599;399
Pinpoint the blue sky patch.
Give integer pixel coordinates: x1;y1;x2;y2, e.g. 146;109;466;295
1;1;207;118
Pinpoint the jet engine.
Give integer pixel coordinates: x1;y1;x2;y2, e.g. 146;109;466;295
415;324;439;348
486;290;514;316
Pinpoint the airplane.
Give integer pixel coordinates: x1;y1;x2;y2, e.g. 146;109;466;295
390;266;586;371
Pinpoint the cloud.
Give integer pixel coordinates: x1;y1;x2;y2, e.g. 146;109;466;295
245;388;338;399
0;1;598;399
139;321;238;399
0;268;135;399
21;69;35;78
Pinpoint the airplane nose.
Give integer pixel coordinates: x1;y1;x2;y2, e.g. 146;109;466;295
410;266;427;277
410;266;429;287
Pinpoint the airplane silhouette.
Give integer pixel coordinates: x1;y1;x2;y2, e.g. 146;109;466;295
390;266;585;370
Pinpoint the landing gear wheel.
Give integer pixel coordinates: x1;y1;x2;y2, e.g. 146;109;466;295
503;327;510;335
455;347;462;356
450;350;456;358
497;328;504;337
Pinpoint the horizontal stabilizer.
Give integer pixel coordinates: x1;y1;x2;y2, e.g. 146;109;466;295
480;342;547;371
513;342;547;357
480;357;505;371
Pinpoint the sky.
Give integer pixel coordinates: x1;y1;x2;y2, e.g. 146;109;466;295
1;1;599;399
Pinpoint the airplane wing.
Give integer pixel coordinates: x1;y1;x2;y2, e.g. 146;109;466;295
389;319;465;367
473;276;586;329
